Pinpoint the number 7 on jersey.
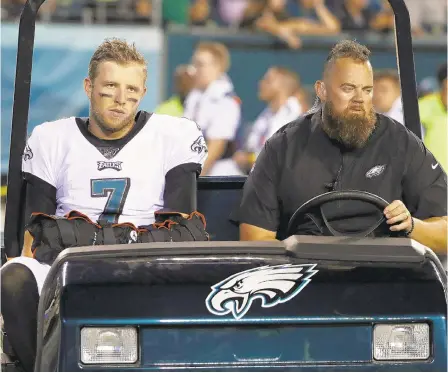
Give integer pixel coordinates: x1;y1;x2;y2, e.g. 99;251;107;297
90;178;131;223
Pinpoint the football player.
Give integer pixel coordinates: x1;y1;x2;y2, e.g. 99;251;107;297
1;38;208;371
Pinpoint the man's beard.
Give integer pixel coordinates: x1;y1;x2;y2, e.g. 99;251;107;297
322;101;377;149
91;98;136;135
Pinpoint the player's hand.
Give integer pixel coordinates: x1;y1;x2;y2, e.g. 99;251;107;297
383;200;412;233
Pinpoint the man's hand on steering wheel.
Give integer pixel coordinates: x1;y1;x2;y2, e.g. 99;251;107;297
384;200;413;234
287;190;414;238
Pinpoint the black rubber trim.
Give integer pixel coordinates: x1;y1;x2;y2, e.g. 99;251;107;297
197;176;246;190
283;235;442;265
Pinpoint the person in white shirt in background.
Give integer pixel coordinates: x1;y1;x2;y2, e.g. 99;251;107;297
184;42;241;176
232;66;303;174
373;69;404;124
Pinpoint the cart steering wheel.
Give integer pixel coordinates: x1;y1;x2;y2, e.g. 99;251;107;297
286;190;395;237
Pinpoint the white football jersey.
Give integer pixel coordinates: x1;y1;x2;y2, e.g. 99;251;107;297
184;75;241;141
22;112;207;226
246;96;303;156
183;75;241;176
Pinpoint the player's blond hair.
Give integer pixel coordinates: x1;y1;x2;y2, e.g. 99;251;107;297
195;41;231;73
88;38;147;82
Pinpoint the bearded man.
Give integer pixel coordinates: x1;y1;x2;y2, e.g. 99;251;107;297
234;40;447;254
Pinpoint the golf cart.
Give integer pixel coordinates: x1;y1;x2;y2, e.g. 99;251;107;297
2;0;447;371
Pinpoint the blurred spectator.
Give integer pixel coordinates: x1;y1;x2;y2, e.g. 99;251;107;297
162;0;190;25
406;0;447;36
419;62;447;170
418;76;439;99
1;0;26;20
162;0;217;27
155;64;195;117
286;0;341;34
240;0;290;30
190;0;211;26
232;66;303;174
369;0;395;33
294;0;340;29
333;0;394;33
134;0;152;22
7;0;445;35
2;0;57;20
217;0;248;26
241;0;340;49
373;69;403;124
184;42;241;176
332;0;373;32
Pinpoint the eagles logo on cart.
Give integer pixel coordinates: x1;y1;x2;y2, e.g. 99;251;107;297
205;264;318;320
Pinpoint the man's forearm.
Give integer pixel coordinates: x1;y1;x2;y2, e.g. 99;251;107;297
21;230;34;258
240;223;277;241
315;3;341;32
410;216;447;254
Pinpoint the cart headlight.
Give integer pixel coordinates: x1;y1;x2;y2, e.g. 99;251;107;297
373;323;430;361
80;327;138;364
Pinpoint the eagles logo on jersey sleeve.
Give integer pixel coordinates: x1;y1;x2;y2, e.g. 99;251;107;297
164;117;208;174
22;123;58;187
190;135;208;155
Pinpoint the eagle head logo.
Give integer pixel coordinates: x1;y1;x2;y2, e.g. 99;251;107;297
205;264;318;320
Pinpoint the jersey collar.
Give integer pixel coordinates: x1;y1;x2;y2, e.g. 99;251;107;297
75;110;152;159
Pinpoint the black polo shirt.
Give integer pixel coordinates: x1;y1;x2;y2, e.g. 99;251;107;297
236;109;447;239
